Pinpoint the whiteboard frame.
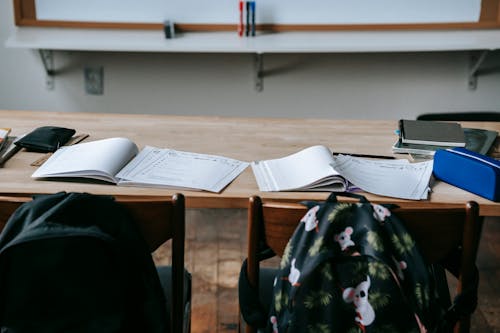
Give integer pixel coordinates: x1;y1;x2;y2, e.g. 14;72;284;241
13;0;500;31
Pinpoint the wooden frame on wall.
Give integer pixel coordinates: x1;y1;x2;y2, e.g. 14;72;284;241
13;0;500;31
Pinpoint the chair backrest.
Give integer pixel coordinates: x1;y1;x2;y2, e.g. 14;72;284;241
417;112;500;122
245;195;482;333
0;193;186;333
114;195;187;333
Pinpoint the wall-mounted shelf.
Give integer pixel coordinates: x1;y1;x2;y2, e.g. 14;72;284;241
8;27;500;53
5;27;500;91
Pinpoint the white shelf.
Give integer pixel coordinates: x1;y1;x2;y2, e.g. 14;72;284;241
5;27;500;91
6;27;500;53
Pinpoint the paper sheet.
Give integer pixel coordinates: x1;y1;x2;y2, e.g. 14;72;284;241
116;146;249;193
331;155;433;200
251;145;346;192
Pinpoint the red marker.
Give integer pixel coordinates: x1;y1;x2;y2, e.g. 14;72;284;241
238;0;244;37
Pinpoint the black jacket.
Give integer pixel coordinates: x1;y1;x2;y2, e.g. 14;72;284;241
0;192;168;333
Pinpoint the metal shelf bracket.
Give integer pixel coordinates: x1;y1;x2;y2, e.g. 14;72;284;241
468;50;489;90
254;53;263;92
38;49;55;90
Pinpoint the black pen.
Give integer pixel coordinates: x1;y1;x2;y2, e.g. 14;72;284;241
332;152;396;160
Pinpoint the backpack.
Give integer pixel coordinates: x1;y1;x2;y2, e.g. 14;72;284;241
0;192;168;333
240;192;478;333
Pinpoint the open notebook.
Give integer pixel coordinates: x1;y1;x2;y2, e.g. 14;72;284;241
251;145;434;200
251;145;349;192
32;137;249;193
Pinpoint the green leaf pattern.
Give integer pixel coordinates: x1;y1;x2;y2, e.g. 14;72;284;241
304;290;333;309
391;232;415;255
367;230;384;252
327;203;353;223
369;291;391;310
280;242;293;269
274;290;288;313
308;236;324;257
320;262;334;281
368;261;390;280
352;261;366;277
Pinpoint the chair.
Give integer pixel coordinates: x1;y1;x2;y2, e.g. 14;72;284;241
241;196;482;333
0;194;191;333
417;112;500;122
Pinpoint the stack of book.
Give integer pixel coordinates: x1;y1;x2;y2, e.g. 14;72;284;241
392;119;498;157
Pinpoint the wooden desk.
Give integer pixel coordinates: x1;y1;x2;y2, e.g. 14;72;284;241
1;110;499;216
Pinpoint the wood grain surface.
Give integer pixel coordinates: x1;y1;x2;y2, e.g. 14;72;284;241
1;110;499;215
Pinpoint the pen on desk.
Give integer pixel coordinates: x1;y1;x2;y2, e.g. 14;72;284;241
332;152;396;159
250;1;256;37
238;0;244;37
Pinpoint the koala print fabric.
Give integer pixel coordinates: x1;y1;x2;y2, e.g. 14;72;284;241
267;192;441;333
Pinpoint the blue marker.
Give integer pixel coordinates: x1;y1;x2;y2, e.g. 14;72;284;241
250;1;256;36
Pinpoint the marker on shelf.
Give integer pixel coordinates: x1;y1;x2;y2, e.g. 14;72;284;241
163;20;175;39
250;1;256;36
238;0;244;37
245;1;250;36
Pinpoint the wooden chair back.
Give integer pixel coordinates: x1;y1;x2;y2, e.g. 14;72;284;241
417;112;500;122
0;193;187;333
245;195;482;333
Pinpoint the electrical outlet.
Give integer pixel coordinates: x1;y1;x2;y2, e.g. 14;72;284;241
84;66;104;95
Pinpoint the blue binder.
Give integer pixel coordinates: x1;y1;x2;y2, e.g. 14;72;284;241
433;147;500;202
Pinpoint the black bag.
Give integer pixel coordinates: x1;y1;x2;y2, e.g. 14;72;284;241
0;192;168;333
240;192;478;333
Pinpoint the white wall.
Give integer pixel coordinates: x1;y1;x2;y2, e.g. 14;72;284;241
1;1;499;120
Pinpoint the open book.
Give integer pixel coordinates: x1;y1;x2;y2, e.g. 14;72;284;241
251;145;434;200
32;137;249;193
251;145;349;192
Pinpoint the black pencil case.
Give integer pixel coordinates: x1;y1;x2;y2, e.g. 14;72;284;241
15;126;75;153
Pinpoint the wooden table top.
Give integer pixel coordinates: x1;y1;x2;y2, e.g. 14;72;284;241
1;110;499;216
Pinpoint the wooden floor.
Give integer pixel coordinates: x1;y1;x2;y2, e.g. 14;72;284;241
153;209;500;333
